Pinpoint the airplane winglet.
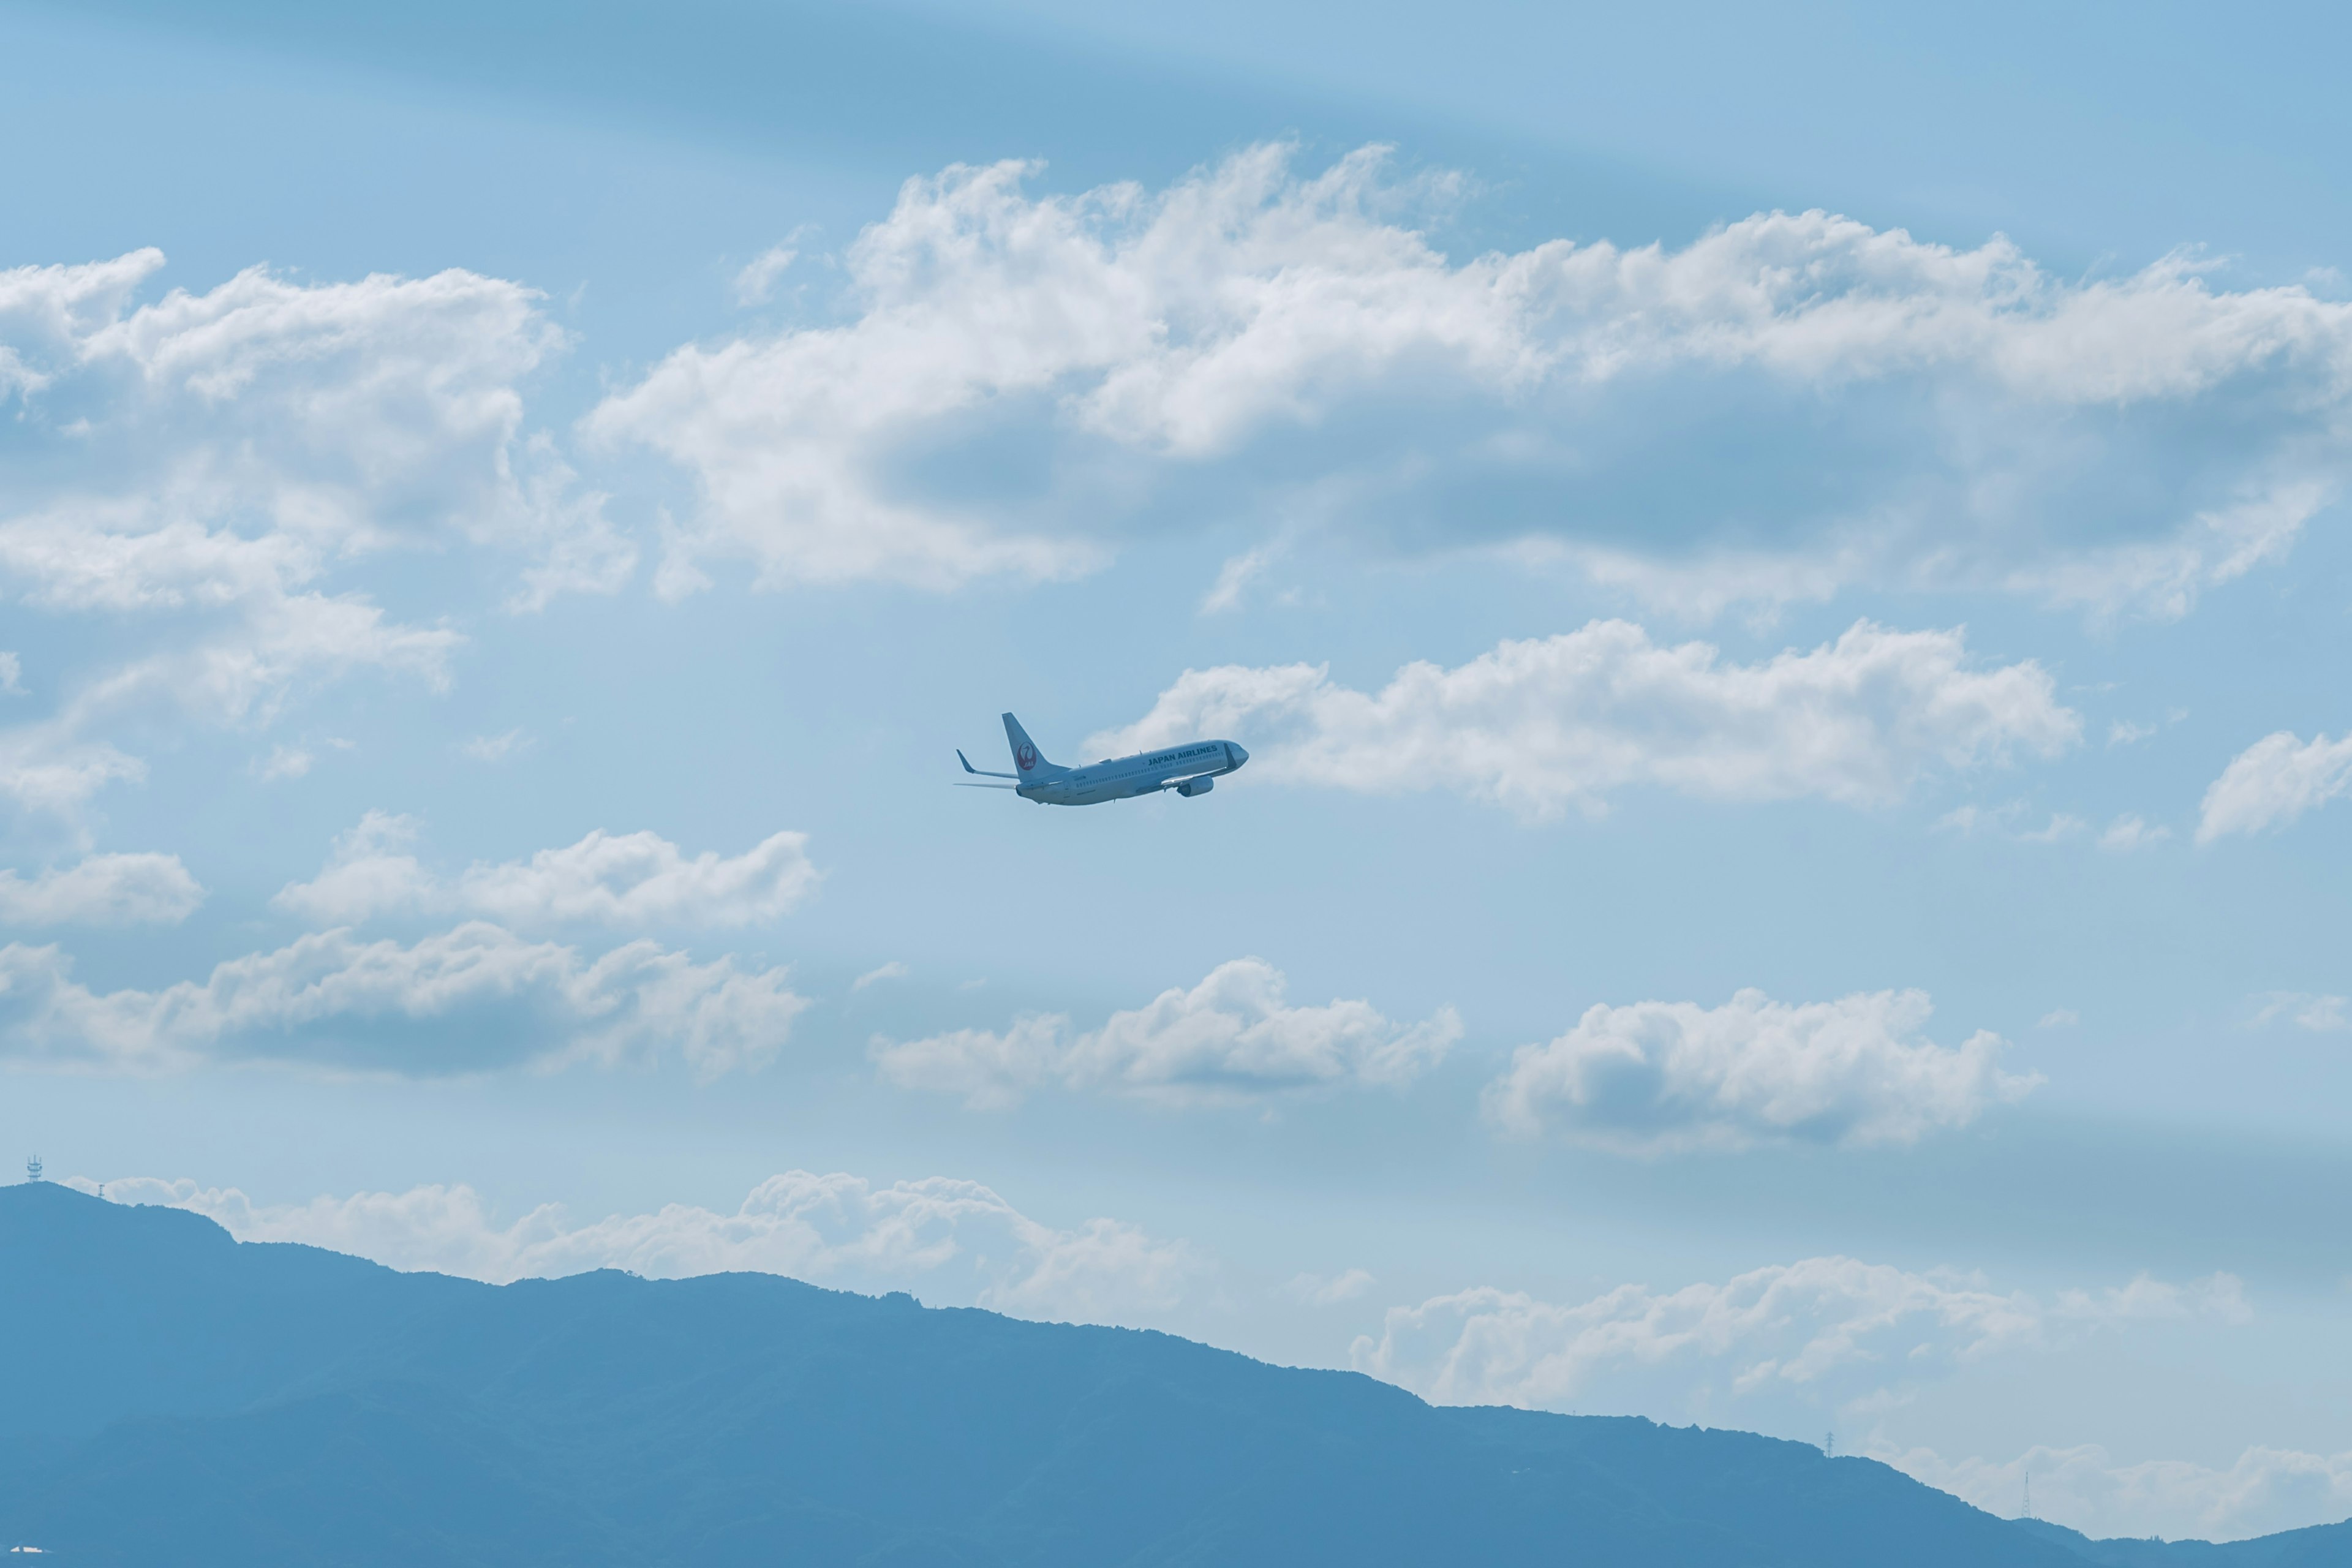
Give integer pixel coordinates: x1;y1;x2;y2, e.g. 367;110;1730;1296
958;748;1020;780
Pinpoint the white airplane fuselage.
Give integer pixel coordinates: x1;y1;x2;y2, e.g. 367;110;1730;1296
967;714;1249;806
1021;737;1248;805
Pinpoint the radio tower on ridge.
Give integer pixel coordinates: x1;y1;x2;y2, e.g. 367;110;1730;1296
24;1154;42;1183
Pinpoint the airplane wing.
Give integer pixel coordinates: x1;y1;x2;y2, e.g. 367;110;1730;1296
953;781;1020;790
959;748;1019;779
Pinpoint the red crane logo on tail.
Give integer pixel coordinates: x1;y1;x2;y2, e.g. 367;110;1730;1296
1016;743;1038;772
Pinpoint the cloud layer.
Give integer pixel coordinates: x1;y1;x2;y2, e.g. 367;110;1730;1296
274;812;820;929
1888;1442;2352;1545
0;851;203;925
872;957;1461;1107
1354;1257;2245;1420
0;921;805;1077
1090;620;2076;819
0;249;618;815
590;144;2352;613
2198;731;2352;842
74;1170;1205;1325
1483;989;2040;1152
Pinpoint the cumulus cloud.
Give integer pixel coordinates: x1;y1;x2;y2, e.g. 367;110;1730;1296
2197;731;2352;842
1353;1257;2247;1418
589;144;2352;613
1482;989;2040;1152
1887;1442;2352;1545
0;249;626;813
1;251;624;598
0;852;204;925
854;960;910;989
273;812;819;929
0;722;145;816
872;957;1461;1108
0;920;805;1076
1091;620;2075;820
72;1169;1205;1325
270;811;435;922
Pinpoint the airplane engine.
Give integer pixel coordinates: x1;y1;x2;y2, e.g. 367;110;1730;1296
1177;776;1214;797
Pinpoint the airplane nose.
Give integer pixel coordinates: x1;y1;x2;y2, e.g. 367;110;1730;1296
1228;744;1249;770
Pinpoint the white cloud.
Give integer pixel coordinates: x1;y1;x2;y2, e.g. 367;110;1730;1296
459;728;531;763
1353;1258;2246;1419
2197;731;2352;842
1200;545;1276;614
270;811;436;921
256;744;312;781
273;812;820;929
1482;989;2040;1152
873;956;1461;1108
2250;992;2348;1032
0;652;20;696
1091;620;2075;821
0;919;805;1077
4;252;621;590
879;1016;1066;1109
2038;1009;2079;1028
2098;813;2171;851
0;852;203;925
588;145;2352;613
854;960;910;989
0;577;464;815
72;1169;1205;1325
2108;718;2156;747
450;824;820;925
1886;1442;2352;1545
1283;1267;1376;1306
0;249;626;813
732;242;801;307
0;722;146;816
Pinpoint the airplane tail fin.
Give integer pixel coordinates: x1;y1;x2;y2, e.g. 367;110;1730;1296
1003;712;1068;780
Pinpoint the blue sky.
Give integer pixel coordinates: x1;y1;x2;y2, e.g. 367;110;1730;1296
6;0;2352;1540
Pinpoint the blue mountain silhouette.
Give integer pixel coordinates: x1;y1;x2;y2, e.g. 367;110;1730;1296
1;1183;2342;1565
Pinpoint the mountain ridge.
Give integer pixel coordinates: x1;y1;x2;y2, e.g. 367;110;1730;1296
1;1183;2341;1565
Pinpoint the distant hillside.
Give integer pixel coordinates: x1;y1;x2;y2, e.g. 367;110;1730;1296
0;1183;2342;1566
2015;1517;2352;1567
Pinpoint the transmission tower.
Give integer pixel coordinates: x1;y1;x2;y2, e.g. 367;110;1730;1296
1823;1431;1834;1458
2023;1467;2034;1520
24;1155;42;1183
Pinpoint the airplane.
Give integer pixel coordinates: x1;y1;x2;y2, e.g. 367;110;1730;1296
958;712;1248;806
